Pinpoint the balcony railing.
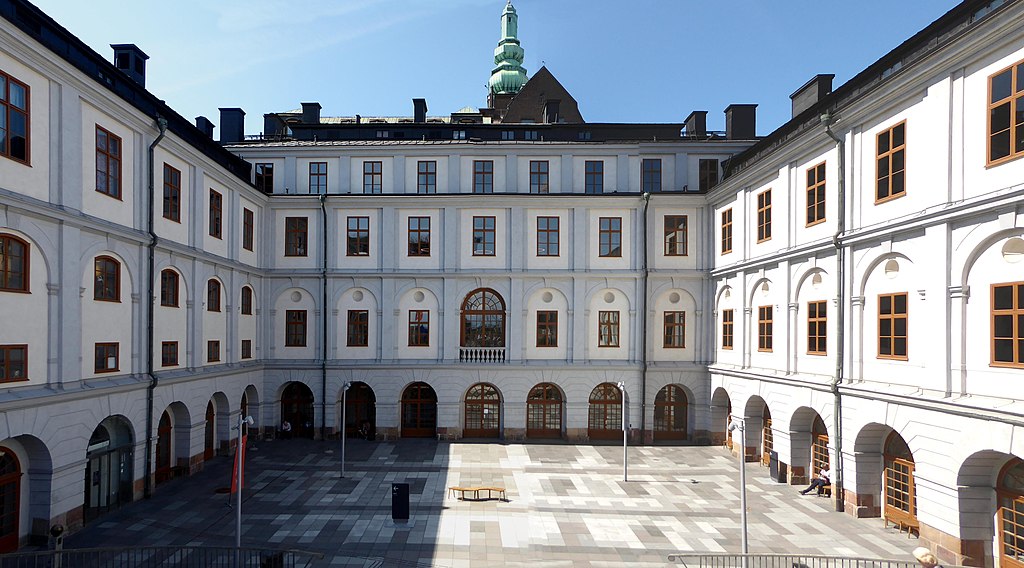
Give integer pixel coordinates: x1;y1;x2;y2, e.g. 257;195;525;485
668;554;921;568
0;546;323;567
459;346;506;363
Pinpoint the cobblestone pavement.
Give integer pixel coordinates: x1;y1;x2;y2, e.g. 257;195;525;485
66;439;919;567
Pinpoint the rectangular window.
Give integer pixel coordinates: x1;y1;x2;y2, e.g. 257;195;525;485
362;161;382;194
501;130;514;141
876;122;906;202
758;305;773;352
529;160;549;193
988;60;1024;165
408;310;429;347
242;208;254;252
536;310;558;347
160;270;178;307
537;216;559;256
407;217;431;256
878;292;908;359
663;311;686;348
524;130;539;141
162;164;181;222
472;216;495;256
721;208;733;254
722;309;734;349
94;257;120;302
598;311;620;347
992;282;1024;367
0;345;27;382
0;70;29;163
642;158;662;192
757;189;772;242
347;216;370;256
664;215;688;256
241;339;252;359
241;287;253;315
473;160;493;193
806;162;826;226
95;125;122;199
599;217;622;257
284;217;308;257
209;189;222;239
347;310;369;347
699;158;719;191
807;300;827;355
207;340;220;363
417;161;436;194
309;162;327;194
585;160;604;194
161;341;178;367
285;310;307;347
95;343;119;373
254;163;274;193
453;130;466;140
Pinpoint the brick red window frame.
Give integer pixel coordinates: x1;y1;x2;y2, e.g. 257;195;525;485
95;125;122;199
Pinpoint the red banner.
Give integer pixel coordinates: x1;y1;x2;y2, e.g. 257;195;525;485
230;434;247;494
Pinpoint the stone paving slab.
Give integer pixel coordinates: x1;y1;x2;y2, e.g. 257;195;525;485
66;439;921;566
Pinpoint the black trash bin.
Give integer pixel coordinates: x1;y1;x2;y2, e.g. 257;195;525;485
392;482;410;521
769;451;787;483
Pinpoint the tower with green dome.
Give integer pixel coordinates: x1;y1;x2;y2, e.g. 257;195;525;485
488;0;528;96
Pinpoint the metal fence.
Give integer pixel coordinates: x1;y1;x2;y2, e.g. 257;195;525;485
667;554;921;568
0;546;323;568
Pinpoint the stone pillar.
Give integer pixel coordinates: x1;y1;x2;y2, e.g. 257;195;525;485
846;450;882;517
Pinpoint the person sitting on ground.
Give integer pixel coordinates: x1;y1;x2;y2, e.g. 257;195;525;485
800;467;831;495
281;420;292;439
912;547;942;568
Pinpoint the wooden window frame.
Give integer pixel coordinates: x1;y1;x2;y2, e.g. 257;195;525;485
284;217;308;257
664;215;688;256
362;160;382;194
537;216;560;257
417;160;436;194
722;309;734;350
407;217;430;257
529;160;549;194
988;60;1024;167
721;208;733;254
472;216;495;257
663;311;686;349
347;310;369;347
254;163;274;193
208;189;222;239
285;310;307;347
460;288;506;348
93;256;120;302
473;160;493;194
598;217;622;258
241;286;253;315
207;340;220;363
346;216;370;257
240;339;253;360
160;341;178;367
757;305;773;352
878;292;908;360
0;344;28;382
756;189;772;242
95;125;122;199
641;158;662;192
309;162;328;194
408;310;429;347
159;269;179;307
992;282;1024;368
162;163;181;222
94;342;119;373
806;161;826;226
206;279;221;312
585;160;603;194
242;208;254;252
699;158;719;191
0;233;29;293
536;310;558;348
807;300;827;355
876;121;907;203
0;70;30;164
598;310;620;348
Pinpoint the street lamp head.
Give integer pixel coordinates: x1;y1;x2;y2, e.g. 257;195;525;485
243;415;254;426
616;381;625;390
343;381;352;391
728;418;742;432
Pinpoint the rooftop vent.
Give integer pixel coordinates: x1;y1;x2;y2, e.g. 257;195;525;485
790;74;834;118
110;44;149;87
413;98;428;123
301;102;321;125
195;116;215;139
684;110;707;138
218;108;245;144
724;104;757;140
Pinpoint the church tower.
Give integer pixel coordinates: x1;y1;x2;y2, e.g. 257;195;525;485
488;1;528;99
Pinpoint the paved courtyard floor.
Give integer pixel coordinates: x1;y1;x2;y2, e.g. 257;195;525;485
66;439;920;567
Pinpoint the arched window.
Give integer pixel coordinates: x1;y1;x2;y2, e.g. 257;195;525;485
0;448;21;552
155;410;172;484
241;286;253;315
761;407;773;466
94;256;120;301
653;384;687;441
999;460;1024;568
883;432;917;532
207;280;221;312
588;383;622;441
461;289;505;347
464;383;500;438
527;383;563;439
811;416;829;474
160;269;179;307
0;234;29;292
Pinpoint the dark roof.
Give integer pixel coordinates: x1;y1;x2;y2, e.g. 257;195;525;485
0;0;253;185
500;66;585;124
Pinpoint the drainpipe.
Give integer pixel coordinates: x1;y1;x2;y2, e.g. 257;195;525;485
144;116;168;499
319;194;328;441
639;192;651;443
822;112;846;513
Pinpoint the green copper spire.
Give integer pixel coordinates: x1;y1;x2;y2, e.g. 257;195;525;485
488;0;527;95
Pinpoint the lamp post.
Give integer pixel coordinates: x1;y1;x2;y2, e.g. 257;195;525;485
729;417;749;563
234;414;254;562
617;381;627;482
340;381;351;478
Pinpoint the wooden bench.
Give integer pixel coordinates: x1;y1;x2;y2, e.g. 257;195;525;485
448;486;507;501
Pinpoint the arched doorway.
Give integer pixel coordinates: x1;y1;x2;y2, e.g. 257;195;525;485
588;383;622;441
811;415;829;474
710;387;731;447
460;288;506;362
883;432;917;532
401;382;437;438
761;407;773;467
155;411;172;484
204;401;215;460
281;382;315;439
464;383;500;438
653;384;687;441
526;383;563;439
240;393;249;437
84;417;134;523
343;382;376;439
0;449;20;553
999;460;1024;568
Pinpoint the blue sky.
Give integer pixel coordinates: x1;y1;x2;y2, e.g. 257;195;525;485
31;0;960;136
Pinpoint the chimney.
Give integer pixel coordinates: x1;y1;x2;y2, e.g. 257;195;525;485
790;74;834;118
413;98;428;123
684;110;707;138
195;116;215;138
543;100;561;124
301;102;321;125
110;44;149;87
264;114;284;138
724;104;757;140
218;108;245;144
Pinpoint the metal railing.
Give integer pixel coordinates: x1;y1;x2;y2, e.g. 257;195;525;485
0;546;323;567
667;554;920;568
